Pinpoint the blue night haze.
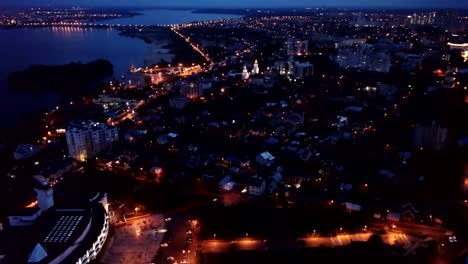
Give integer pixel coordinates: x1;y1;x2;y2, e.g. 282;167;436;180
0;0;465;8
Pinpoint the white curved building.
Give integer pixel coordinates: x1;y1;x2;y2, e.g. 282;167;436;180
6;193;110;264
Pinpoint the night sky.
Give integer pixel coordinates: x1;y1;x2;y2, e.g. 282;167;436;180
0;0;466;8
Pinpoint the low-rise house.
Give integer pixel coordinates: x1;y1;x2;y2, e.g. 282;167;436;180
256;151;275;167
345;202;362;212
268;172;283;193
157;133;178;145
219;175;232;189
400;203;419;222
387;212;401;222
249;177;266;196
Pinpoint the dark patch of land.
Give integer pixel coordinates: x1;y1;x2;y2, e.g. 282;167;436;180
8;59;113;96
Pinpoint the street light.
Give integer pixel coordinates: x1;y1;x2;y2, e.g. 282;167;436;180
213;234;216;240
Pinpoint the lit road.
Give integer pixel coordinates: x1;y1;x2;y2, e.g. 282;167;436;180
107;99;145;125
170;26;212;67
369;221;449;240
198;232;414;253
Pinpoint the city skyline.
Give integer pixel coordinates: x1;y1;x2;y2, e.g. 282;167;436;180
1;0;468;8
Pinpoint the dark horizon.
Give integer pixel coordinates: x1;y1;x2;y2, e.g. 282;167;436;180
0;0;467;9
0;5;467;12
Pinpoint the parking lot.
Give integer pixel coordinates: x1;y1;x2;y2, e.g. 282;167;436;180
151;212;198;264
100;214;166;264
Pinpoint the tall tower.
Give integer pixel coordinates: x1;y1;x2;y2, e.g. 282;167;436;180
287;57;295;75
252;60;260;75
242;66;250;80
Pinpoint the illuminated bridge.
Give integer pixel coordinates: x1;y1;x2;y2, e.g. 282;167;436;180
448;42;468;62
8;22;180;29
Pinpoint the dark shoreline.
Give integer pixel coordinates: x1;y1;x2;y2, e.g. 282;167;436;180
192;8;246;16
118;27;168;44
118;27;205;65
1;59;114;145
8;59;113;96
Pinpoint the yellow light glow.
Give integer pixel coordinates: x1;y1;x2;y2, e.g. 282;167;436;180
25;200;38;208
79;152;87;162
462;51;468;62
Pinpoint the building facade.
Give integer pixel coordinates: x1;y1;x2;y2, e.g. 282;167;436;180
66;121;119;161
293;61;314;78
413;121;449;150
178;79;204;99
335;44;391;73
284;38;309;56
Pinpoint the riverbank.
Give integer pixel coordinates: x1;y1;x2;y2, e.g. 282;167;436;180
192;8;248;16
119;27;167;44
8;59;113;96
119;27;205;66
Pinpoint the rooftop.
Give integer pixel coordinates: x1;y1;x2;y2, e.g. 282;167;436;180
5;194;108;264
259;151;275;161
67;121;116;133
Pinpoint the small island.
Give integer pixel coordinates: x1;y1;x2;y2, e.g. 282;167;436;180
8;59;113;96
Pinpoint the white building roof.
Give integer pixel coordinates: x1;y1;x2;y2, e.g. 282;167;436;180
345;202;362;211
168;133;178;138
28;243;48;263
222;182;236;192
259;151;275;161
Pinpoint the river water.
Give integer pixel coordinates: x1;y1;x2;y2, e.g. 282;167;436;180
0;9;241;128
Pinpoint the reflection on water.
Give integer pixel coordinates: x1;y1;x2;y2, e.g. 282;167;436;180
101;9;241;26
0;9;241;127
0;27;157;126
